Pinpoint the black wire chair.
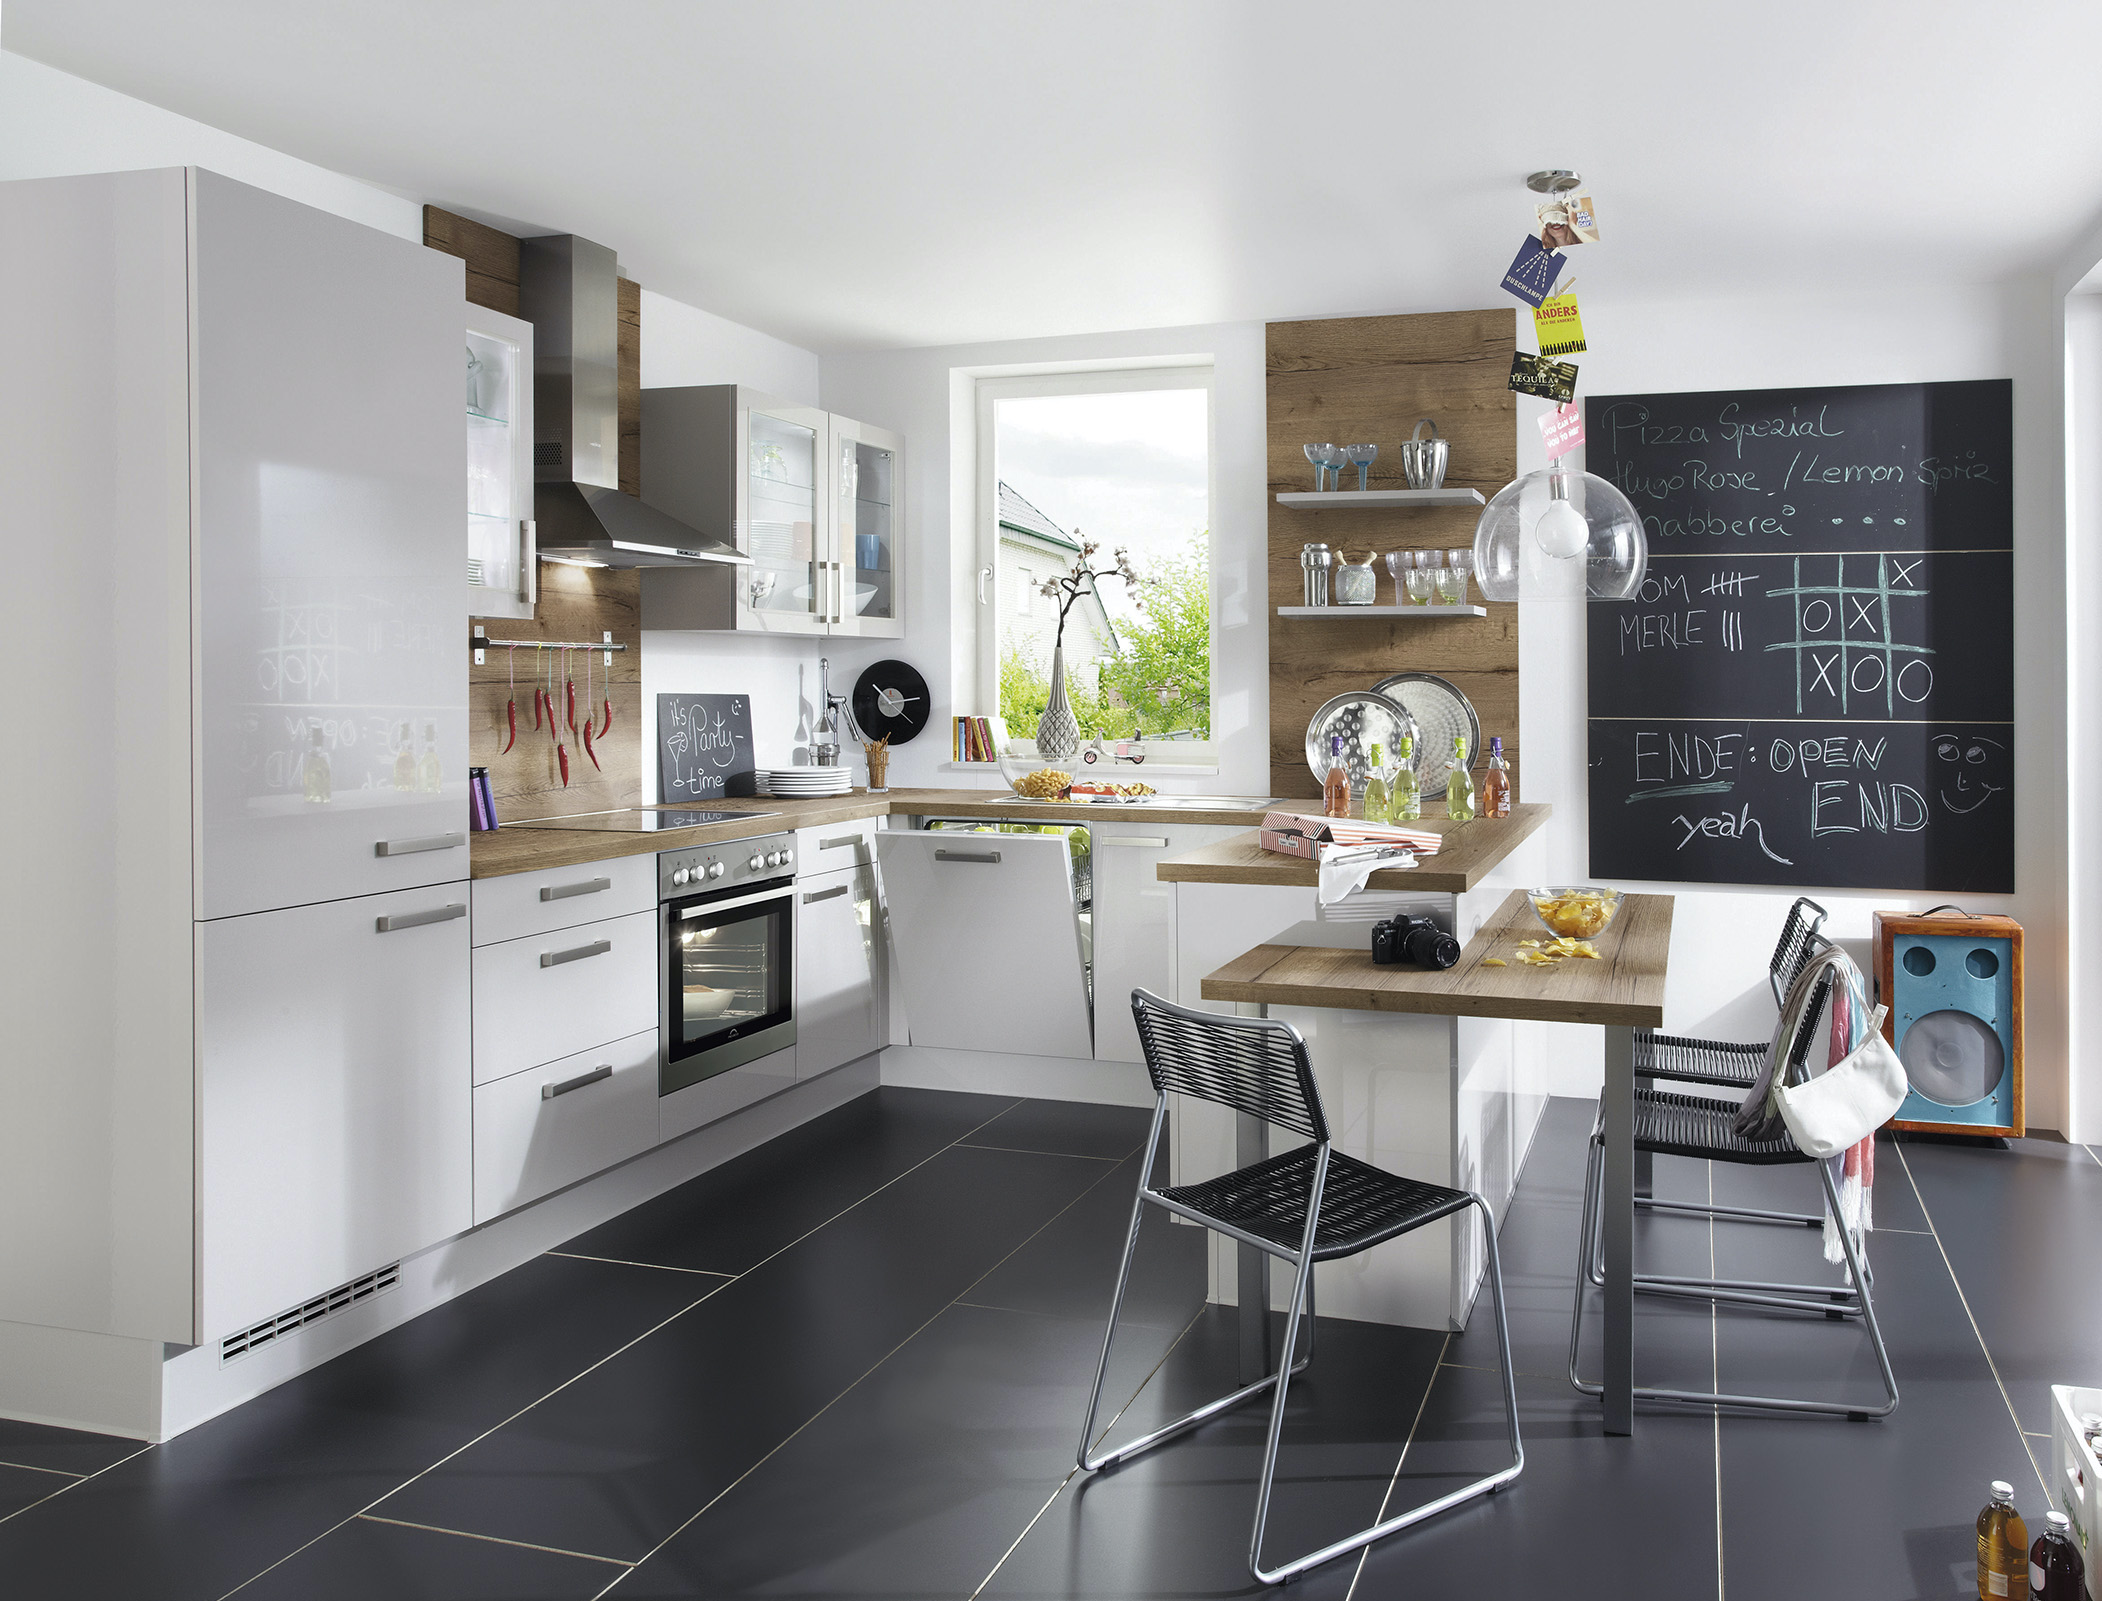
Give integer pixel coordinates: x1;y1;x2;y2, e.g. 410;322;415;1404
1567;961;1899;1419
1076;989;1522;1587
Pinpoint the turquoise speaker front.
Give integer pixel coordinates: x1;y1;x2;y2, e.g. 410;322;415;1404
1889;933;2015;1128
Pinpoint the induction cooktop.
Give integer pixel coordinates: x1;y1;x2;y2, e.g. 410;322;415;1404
506;808;774;833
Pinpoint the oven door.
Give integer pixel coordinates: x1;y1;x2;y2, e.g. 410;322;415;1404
660;879;796;1095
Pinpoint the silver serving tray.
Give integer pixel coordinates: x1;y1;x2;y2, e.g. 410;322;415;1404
1303;691;1415;790
1370;671;1481;785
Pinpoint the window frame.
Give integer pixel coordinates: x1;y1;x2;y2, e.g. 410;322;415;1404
974;365;1216;765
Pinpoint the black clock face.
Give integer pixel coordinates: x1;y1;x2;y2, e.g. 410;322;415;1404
852;659;931;744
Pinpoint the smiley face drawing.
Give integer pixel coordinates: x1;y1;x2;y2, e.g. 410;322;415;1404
1933;733;2007;815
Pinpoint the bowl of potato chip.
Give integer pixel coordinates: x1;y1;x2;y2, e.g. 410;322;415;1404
1527;886;1622;941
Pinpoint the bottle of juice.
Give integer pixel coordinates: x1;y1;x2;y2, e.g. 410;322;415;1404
1323;734;1352;818
392;720;417;791
1481;735;1511;818
1978;1481;2030;1600
1392;735;1420;821
1364;741;1391;824
1445;734;1475;821
2031;1510;2084;1600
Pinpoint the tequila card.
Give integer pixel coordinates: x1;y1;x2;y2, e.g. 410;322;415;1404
1499;236;1565;307
1509;352;1579;403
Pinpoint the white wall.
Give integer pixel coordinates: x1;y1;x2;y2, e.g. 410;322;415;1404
819;323;1271;796
641;290;819;405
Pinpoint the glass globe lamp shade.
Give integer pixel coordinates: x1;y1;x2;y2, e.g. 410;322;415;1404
1471;467;1647;602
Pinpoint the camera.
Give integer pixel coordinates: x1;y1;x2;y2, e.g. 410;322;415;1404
1371;914;1460;970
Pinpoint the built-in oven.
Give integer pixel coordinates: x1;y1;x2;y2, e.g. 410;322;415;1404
659;832;797;1095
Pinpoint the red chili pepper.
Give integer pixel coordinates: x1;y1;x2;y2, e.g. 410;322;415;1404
582;718;601;771
545;688;559;747
501;698;517;754
600;696;613;738
566;674;578;735
531;682;542;729
557;740;570;787
501;644;518;754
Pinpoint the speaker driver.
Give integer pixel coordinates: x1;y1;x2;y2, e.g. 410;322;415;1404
1898;1009;2006;1107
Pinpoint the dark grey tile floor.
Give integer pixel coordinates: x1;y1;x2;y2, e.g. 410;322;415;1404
0;1086;2093;1599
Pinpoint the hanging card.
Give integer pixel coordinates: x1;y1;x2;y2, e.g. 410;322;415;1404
1533;291;1587;356
1538;402;1586;457
1509;352;1579;403
1499;236;1565;307
1536;194;1601;248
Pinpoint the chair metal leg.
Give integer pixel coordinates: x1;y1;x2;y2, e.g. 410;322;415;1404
1076;1097;1169;1471
1253;1193;1524;1586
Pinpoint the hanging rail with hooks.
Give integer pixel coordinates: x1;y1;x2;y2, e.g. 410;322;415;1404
471;631;625;665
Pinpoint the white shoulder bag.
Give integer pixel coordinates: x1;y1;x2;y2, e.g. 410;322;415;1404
1773;1002;1908;1159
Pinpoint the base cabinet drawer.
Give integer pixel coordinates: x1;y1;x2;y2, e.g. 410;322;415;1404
472;909;658;1084
471;853;656;947
473;1030;659;1223
796;816;882;871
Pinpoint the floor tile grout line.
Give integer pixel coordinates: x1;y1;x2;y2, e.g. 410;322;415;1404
1341;1332;1454;1601
0;1459;85;1481
228;1098;1032;1601
544;1250;736;1278
1892;1141;2051;1502
970;1301;1212;1601
354;1512;634;1568
0;1440;153;1531
593;1118;1132;1598
954;1141;1120;1162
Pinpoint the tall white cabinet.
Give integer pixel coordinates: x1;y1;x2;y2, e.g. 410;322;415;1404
0;167;469;1355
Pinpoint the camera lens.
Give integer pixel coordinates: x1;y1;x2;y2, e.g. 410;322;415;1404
1400;921;1461;970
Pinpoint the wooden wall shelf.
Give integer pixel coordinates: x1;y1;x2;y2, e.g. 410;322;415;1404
1275;604;1486;619
1275;488;1486;509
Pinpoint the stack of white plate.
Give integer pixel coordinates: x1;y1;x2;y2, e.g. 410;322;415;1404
768;768;853;798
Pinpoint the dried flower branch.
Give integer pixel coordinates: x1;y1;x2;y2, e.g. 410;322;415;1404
1041;531;1139;648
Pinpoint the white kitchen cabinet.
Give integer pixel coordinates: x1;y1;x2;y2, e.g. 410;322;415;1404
197;884;472;1343
796;862;882;1080
470;908;659;1085
1091;822;1246;1064
795;815;884;872
465;301;536;620
192;169;469;921
470;851;656;947
875;829;1093;1060
638;385;904;636
472;1029;659;1223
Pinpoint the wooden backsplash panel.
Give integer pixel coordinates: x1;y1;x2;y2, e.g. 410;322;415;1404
422;206;521;317
1267;310;1519;800
471;563;643;821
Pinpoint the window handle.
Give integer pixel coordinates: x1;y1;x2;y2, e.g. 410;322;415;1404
977;565;992;606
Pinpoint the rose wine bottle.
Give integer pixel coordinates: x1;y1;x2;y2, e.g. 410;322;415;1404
1324;734;1351;818
1481;735;1511;818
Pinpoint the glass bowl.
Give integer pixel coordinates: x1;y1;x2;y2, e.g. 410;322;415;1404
997;749;1078;799
1527;885;1623;941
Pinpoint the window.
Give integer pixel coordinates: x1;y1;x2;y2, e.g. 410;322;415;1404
975;368;1214;760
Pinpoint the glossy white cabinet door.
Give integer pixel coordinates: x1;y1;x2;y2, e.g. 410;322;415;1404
875;831;1092;1059
193;170;469;920
1091;823;1245;1064
828;415;904;638
466;302;537;621
739;394;832;635
197;884;472;1342
472;1029;659;1223
796;863;881;1080
470;909;659;1086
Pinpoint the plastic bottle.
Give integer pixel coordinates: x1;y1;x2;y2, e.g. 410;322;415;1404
1323;734;1352;818
1392;735;1420;821
1978;1481;2030;1600
1364;741;1391;824
2031;1510;2084;1601
1445;734;1475;821
1481;735;1511;818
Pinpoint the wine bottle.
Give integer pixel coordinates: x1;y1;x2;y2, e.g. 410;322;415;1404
1364;741;1391;824
1323;734;1352;818
1445;734;1475;821
1393;735;1420;821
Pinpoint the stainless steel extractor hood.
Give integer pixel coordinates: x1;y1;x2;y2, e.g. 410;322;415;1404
519;234;748;570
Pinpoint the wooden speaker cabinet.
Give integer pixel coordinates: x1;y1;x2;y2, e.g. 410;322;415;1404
1872;910;2023;1137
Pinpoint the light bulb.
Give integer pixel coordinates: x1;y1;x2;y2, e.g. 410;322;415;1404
1534;497;1589;559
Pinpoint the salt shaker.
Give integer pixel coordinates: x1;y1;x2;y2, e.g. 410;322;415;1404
1299;543;1333;606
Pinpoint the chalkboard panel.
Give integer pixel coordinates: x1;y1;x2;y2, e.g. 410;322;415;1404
657;693;757;803
1587;380;2012;892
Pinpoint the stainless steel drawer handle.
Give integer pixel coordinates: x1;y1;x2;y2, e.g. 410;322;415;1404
935;849;1001;864
540;876;613;902
540;938;613;968
817;835;863;851
375;832;465;858
1101;836;1170;848
542;1064;613;1100
375;902;466;933
802;884;850;904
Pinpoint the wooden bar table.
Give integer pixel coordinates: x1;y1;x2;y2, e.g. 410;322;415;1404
1201;887;1674;1436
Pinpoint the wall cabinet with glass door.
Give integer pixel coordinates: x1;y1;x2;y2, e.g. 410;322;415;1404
465;303;536;621
638;384;904;638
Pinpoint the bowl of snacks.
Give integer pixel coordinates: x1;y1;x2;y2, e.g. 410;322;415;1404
999;750;1076;800
1527;886;1622;941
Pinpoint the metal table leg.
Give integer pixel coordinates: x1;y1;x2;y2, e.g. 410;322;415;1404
1601;1023;1635;1436
1234;1003;1273;1384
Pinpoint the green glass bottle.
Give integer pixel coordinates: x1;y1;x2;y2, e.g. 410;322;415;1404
1364;741;1391;823
1393;735;1420;821
1445;734;1476;821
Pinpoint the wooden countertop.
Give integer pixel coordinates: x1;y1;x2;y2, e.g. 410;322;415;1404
1200;888;1672;1027
1153;803;1549;896
468;788;1280;879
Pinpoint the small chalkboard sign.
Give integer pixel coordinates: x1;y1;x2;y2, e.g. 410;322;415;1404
658;693;757;803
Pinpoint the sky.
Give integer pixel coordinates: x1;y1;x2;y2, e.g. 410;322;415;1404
995;387;1207;626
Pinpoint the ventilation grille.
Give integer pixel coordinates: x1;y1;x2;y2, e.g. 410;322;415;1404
534;441;562;468
219;1263;399;1363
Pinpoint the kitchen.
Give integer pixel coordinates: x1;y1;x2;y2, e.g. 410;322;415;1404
2;7;2101;1599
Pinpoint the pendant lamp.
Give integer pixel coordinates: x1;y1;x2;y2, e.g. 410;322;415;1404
1471;460;1646;602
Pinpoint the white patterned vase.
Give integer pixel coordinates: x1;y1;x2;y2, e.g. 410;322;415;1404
1036;647;1081;762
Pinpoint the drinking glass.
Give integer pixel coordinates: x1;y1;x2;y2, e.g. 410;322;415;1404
1344;443;1379;491
1303;443;1342;491
1383;550;1413;606
1404;552;1438;605
1438;549;1473;606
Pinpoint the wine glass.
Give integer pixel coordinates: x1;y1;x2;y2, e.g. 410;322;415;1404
1404;551;1439;605
1303;443;1340;491
1344;443;1379;492
1439;549;1474;606
1383;550;1413;605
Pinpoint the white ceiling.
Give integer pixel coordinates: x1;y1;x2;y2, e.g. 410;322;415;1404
9;0;2102;354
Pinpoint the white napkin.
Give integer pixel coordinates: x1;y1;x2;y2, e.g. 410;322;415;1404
1316;846;1415;905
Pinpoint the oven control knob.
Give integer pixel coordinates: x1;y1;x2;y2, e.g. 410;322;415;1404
671;867;690;886
780;848;793;865
748;854;766;872
706;861;726;880
766;850;785;868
